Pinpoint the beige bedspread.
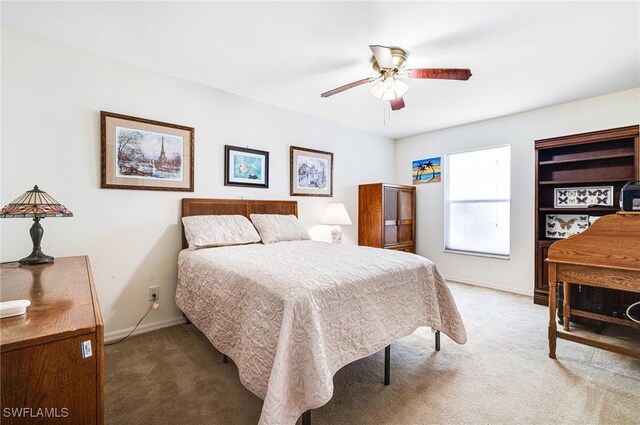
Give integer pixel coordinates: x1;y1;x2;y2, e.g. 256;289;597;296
176;241;466;425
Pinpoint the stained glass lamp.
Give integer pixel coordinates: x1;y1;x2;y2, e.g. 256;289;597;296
0;185;73;265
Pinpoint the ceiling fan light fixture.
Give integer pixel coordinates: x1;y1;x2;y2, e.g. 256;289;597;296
394;78;409;97
370;76;408;100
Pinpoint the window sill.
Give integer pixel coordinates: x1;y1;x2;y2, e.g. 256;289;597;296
444;249;510;260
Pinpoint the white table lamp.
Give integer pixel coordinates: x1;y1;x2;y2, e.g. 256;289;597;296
320;202;352;244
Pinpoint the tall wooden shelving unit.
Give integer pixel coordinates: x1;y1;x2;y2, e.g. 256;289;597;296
534;125;639;306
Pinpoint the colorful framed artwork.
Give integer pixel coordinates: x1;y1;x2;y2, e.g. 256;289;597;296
412;157;442;184
101;111;194;191
290;146;333;197
224;145;269;188
554;186;613;208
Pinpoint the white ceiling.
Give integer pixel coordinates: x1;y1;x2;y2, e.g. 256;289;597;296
2;1;639;139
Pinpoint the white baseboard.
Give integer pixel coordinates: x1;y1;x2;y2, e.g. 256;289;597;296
104;316;186;343
445;276;533;297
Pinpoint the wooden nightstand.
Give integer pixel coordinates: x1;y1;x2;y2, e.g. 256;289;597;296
1;256;104;424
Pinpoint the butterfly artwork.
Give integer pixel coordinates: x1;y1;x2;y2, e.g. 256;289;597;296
545;214;590;239
557;218;577;229
555;186;613;208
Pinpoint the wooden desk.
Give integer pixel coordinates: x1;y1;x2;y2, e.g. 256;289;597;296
1;256;104;424
547;212;640;359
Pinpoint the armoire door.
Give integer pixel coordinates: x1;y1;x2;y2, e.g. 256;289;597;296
397;189;414;245
383;187;399;246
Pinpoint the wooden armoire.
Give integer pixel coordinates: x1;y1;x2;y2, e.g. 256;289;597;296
358;183;416;253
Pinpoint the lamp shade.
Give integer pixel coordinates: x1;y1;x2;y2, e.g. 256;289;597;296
319;203;352;226
0;185;72;265
0;185;72;218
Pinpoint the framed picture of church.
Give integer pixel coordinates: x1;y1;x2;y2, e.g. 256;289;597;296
100;111;194;191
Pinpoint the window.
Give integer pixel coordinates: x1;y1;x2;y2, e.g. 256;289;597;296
445;145;511;258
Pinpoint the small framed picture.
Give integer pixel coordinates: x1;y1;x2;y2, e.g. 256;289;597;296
290;146;333;197
224;145;269;188
412;156;442;184
101;111;194;191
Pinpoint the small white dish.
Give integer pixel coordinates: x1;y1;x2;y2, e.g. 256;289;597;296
0;300;31;319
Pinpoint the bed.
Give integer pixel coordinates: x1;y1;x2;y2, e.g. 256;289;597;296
176;198;467;425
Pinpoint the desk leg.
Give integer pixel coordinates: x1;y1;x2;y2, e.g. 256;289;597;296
563;281;571;332
384;345;391;386
548;264;557;359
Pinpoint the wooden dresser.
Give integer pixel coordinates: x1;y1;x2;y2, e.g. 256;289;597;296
358;183;416;253
1;256;104;425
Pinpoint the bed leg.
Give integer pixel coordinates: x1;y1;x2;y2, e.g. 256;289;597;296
183;313;191;325
301;410;311;425
435;330;441;352
223;354;229;364
384;344;391;386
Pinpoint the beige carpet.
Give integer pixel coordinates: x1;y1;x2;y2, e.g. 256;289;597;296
105;283;640;425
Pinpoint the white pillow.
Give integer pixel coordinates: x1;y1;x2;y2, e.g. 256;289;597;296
182;215;261;250
249;214;311;244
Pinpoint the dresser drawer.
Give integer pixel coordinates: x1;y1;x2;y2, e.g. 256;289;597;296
1;334;98;424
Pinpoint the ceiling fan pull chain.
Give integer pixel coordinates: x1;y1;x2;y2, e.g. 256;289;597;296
383;101;391;124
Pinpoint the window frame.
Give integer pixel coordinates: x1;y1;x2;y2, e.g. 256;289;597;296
444;144;511;260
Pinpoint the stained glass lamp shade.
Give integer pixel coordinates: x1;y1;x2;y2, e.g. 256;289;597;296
0;185;72;265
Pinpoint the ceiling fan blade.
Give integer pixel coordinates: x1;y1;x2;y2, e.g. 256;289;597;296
320;77;376;98
407;68;472;80
390;97;405;111
369;45;394;69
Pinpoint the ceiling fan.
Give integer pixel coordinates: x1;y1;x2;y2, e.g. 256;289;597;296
321;45;472;111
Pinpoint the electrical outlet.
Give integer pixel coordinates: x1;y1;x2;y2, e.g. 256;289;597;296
148;286;159;301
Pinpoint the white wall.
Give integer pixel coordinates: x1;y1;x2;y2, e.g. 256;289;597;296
395;88;639;295
0;28;395;338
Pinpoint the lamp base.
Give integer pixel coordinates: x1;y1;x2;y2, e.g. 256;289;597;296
19;249;54;265
19;217;54;265
330;226;343;244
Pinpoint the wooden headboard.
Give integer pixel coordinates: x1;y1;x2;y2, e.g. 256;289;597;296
181;198;298;249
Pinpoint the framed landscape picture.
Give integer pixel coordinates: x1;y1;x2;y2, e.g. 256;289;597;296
101;111;194;191
412;156;441;184
290;146;333;197
224;145;269;188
